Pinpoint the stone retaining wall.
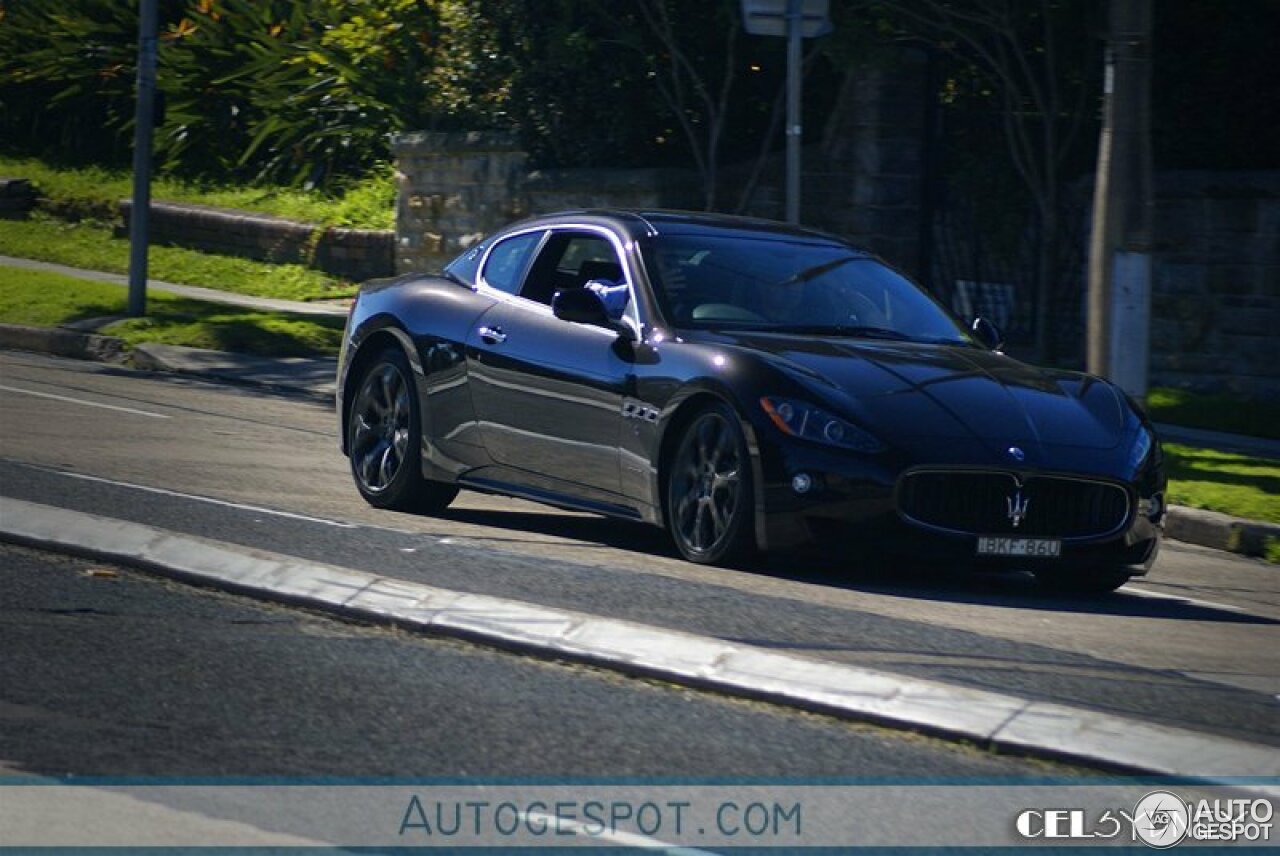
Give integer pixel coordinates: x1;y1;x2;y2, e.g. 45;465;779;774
117;200;395;281
525;167;702;216
392;131;529;274
392;54;929;279
1150;171;1280;399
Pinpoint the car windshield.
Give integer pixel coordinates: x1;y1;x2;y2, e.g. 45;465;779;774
641;234;973;345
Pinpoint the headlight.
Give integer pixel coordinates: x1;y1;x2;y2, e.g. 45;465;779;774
1127;427;1154;474
760;396;885;453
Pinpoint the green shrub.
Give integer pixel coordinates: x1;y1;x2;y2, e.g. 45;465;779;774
0;0;440;188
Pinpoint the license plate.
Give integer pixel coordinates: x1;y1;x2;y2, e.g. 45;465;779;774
976;536;1062;558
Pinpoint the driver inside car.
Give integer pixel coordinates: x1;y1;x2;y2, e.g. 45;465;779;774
584;278;631;320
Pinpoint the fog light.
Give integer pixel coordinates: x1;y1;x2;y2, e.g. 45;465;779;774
791;473;814;494
1143;493;1164;522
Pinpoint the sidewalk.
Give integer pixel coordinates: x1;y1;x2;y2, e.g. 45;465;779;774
1;255;1276;559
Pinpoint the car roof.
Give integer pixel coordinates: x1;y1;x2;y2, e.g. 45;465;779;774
509;208;852;246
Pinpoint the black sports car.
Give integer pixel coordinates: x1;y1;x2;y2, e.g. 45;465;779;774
337;210;1165;592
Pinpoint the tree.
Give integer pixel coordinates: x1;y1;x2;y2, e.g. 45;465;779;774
866;0;1102;360
620;0;741;209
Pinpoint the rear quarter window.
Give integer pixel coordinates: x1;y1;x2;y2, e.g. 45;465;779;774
481;232;543;294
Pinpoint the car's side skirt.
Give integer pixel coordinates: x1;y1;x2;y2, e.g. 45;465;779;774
457;475;648;522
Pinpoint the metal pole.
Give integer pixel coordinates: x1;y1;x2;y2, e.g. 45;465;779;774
127;0;159;318
785;0;802;223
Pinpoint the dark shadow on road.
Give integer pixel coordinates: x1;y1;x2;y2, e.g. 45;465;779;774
433;506;1278;626
436;507;682;558
748;550;1280;625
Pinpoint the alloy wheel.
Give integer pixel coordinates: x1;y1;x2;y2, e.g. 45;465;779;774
350;361;412;494
671;409;746;559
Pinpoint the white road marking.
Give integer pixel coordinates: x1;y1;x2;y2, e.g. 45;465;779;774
1125;585;1248;614
18;463;357;529
0;383;171;420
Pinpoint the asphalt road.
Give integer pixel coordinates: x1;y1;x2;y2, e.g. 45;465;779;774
2;350;1278;751
9;543;1126;849
0;542;1082;780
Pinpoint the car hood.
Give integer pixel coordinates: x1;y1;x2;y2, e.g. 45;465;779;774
702;331;1129;453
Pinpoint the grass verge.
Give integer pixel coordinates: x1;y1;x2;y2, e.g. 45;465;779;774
1163;443;1279;525
0;266;343;358
1146;387;1280;441
0;214;356;303
0;155;395;229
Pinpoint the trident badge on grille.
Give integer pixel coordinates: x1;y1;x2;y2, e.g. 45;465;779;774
1006;490;1030;528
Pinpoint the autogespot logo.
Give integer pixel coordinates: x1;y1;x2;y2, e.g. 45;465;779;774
1132;791;1190;849
1015;790;1273;848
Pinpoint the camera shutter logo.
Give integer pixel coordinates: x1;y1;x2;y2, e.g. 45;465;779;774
1132;791;1190;849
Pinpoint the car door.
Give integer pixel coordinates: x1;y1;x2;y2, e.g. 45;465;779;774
465;228;636;503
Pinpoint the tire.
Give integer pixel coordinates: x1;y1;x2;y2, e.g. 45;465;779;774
1033;567;1133;595
347;346;458;513
666;402;755;565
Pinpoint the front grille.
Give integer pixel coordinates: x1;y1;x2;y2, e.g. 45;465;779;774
897;470;1130;539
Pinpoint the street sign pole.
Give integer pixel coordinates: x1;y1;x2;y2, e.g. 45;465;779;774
741;0;831;225
127;0;158;318
785;0;802;223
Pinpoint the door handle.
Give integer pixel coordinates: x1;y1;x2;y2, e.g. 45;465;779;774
479;325;507;345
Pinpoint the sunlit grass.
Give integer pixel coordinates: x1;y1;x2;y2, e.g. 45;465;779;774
1147;387;1279;440
1163;443;1279;524
0;265;343;357
0;214;356;302
0;155;395;229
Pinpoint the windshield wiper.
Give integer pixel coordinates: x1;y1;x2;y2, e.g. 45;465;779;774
771;256;860;287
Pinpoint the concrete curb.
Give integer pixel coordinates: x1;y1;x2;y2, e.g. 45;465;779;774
129;343;336;403
2;496;1278;785
0;323;125;363
1165;505;1280;557
1;322;1274;560
0;323;335;404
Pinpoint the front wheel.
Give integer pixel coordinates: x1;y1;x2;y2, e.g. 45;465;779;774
347;346;458;513
666;403;755;565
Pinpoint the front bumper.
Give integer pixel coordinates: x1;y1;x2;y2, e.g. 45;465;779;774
754;440;1164;573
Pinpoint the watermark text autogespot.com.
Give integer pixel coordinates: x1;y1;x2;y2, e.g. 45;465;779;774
398;794;802;842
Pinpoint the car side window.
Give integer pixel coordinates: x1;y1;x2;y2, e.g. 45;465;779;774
481;232;542;295
519;232;625;307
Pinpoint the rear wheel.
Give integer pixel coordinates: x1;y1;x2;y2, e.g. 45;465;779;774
347;346;458;512
666;403;754;565
1033;567;1133;595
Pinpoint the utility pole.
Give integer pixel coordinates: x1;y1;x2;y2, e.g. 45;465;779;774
784;0;803;223
127;0;159;318
1087;0;1153;395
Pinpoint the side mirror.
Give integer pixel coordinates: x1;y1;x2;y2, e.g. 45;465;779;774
552;288;636;341
971;316;1004;351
